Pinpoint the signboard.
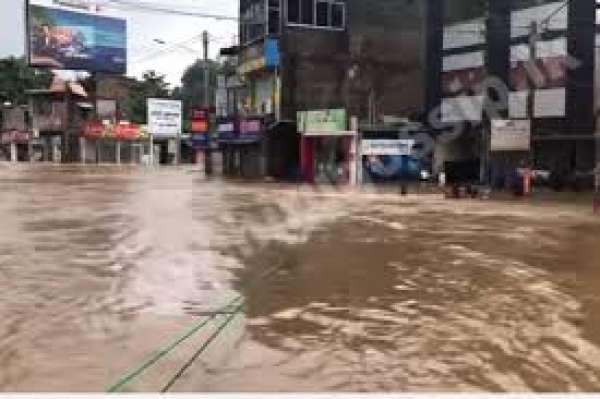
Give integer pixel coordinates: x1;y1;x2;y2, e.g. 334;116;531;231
1;131;32;144
113;123;141;140
491;119;531;151
297;109;349;136
217;120;236;140
28;5;127;73
240;119;262;136
147;99;182;137
190;108;209;134
83;120;107;139
361;139;415;156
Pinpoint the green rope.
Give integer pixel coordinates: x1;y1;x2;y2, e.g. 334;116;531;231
160;300;246;392
107;263;284;393
106;296;244;393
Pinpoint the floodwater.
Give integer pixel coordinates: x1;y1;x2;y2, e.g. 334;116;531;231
1;164;600;392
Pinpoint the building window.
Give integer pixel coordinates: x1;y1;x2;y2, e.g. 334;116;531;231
287;0;345;29
287;0;300;23
331;2;344;28
268;0;281;35
316;1;329;27
301;0;314;25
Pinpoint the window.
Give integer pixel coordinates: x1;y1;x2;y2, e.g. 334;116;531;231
268;0;281;34
331;2;344;28
300;0;314;25
316;1;329;27
287;0;300;23
286;0;345;29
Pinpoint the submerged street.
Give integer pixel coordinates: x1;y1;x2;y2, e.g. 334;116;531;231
1;165;600;392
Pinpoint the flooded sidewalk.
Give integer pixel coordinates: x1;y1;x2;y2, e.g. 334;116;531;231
1;164;600;392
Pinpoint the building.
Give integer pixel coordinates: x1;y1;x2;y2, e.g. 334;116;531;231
220;0;427;182
426;0;599;187
27;77;92;163
0;105;32;162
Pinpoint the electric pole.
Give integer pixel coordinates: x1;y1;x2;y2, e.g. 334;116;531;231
527;21;538;124
526;21;539;169
202;30;213;175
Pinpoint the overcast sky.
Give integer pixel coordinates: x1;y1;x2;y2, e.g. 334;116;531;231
0;0;238;86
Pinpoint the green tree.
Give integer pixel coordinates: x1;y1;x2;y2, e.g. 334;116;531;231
173;59;221;117
126;70;170;124
0;57;53;105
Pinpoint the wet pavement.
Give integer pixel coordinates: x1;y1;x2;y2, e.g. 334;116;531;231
1;164;600;392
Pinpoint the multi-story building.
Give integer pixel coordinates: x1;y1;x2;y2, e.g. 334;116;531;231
425;0;599;186
221;0;427;181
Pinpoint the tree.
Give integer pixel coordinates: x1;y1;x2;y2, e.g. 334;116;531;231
126;70;170;124
173;59;221;118
0;57;53;106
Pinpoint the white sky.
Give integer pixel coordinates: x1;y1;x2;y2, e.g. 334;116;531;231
0;0;238;86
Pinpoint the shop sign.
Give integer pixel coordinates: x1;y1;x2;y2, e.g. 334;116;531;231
240;119;263;136
298;109;349;136
238;57;266;75
191;108;210;134
265;39;280;68
217;120;236;140
114;123;142;140
148;98;182;137
491;119;531;151
191;133;210;150
1;130;31;144
361;139;415;156
83;121;107;139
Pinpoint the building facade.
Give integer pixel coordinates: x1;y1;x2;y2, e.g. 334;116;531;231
223;0;427;181
426;0;599;186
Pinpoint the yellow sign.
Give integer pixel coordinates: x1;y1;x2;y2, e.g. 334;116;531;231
238;57;266;75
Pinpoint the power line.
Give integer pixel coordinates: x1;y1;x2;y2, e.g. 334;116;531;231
102;0;238;21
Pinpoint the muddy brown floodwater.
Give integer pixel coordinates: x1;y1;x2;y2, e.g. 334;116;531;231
1;164;600;392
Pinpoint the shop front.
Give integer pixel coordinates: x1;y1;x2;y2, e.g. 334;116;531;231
219;116;267;179
298;109;357;184
0;130;32;162
360;129;422;184
81;121;150;164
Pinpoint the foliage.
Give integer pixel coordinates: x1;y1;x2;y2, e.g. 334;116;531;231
126;70;170;124
0;57;53;106
172;59;222;125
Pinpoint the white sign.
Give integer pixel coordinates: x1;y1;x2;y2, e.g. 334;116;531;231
147;99;182;137
491;119;531;151
361;139;415;156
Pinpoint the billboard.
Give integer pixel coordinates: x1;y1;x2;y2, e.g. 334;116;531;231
147;99;182;137
28;4;127;73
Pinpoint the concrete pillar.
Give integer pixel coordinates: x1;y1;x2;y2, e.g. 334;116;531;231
80;137;86;164
10;142;17;162
116;141;121;165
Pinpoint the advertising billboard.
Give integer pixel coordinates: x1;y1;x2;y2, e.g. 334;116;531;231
147;99;182;137
28;4;127;73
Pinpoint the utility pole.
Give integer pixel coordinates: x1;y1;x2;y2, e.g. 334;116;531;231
526;21;539;170
527;21;538;125
202;30;213;175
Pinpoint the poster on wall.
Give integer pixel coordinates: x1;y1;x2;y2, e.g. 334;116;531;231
28;4;127;73
491;119;531;151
